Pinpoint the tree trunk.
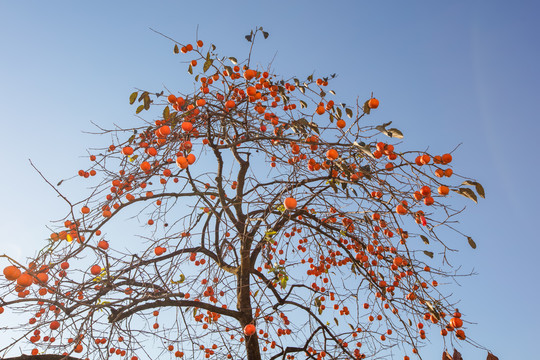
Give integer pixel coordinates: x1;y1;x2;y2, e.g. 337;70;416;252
238;237;261;360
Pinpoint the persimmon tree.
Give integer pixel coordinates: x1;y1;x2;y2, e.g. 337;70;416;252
0;28;488;360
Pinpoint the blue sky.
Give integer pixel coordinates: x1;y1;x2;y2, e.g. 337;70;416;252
0;1;539;359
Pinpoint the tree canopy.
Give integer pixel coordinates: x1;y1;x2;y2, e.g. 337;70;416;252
0;28;488;360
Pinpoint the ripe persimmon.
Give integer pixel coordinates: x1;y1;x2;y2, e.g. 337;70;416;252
186;154;196;165
284;197;297;210
442;153;453;164
368;98;379;109
395;204;407;215
181;122;193;132
243;69;257;80
140;161;151;172
17;273;33;287
437;185;450;196
3;266;21;281
167;94;177;103
176;156;188;169
50;320;60;330
450;317;463;328
326;149;339;160
243;324;256;336
420;154;430;165
121;146;134;156
90;265;102;276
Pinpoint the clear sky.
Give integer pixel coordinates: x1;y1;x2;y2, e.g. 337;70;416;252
1;1;538;359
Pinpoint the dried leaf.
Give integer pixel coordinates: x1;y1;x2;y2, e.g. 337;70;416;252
163;106;170;120
229;57;237;65
386;128;404;139
353;141;375;159
363;100;371;114
453;187;478;203
345;108;353;119
262;31;269;39
442;350;452;360
420;235;430;245
173;44;179;54
452;349;463;360
135;105;144;114
376;122;404;139
487;352;499;360
462;180;486;199
424;250;434;258
467;236;477;249
203;58;213;73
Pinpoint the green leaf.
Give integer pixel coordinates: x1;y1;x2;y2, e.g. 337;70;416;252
136;105;144;114
345;108;353;119
129;155;138;162
424;250;434;258
453;187;478;203
129;92;138;105
229;57;238;65
203;58;213;73
462;180;485;199
174;44;179;54
467;236;477;249
420;235;429;245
